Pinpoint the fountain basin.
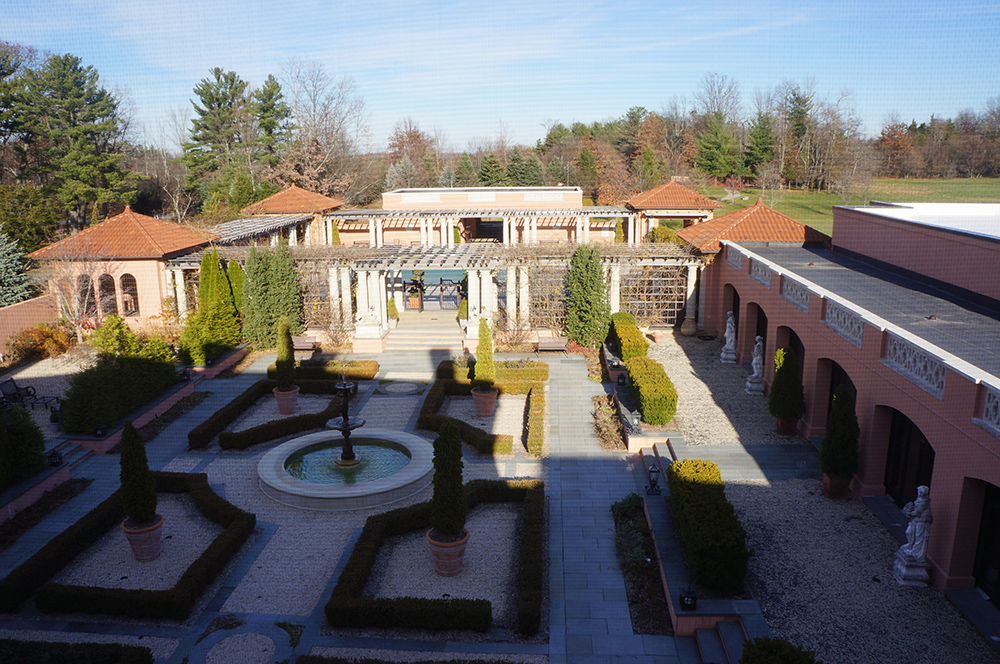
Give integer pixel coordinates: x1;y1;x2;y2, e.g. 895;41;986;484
257;428;434;511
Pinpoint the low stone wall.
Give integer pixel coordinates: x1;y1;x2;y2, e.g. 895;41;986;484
190;345;248;379
0;295;58;357
0;464;71;526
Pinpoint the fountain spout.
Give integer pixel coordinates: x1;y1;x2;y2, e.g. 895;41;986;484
328;381;365;466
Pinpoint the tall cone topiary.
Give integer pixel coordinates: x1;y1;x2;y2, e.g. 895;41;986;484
820;384;860;479
430;420;467;538
768;347;806;422
474;317;496;387
275;316;295;391
119;421;157;525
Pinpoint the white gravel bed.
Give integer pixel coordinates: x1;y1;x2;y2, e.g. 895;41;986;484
0;630;178;660
206;632;275;664
359;395;421;430
228;394;334;432
647;334;807;446
444;394;527;446
366;503;521;627
162;455;204;473
308;646;548;663
52;494;224;590
727;479;1000;664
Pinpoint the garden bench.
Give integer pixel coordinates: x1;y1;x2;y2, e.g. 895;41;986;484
0;378;35;403
537;336;569;352
291;336;318;352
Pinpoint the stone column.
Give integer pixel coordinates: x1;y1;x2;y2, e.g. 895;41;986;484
329;265;341;322
697;266;706;331
583;215;590;243
375;218;384;247
368;218;376;246
340;267;353;325
419;218;427;246
289;225;298;247
304;219;313;247
609;264;621;314
270;233;278;247
481;269;496;323
502;217;510;245
468;269;481;322
505;267;516;323
375;270;388;331
355;270;370;320
530;217;538;244
518;265;530;328
681;264;700;336
392;270;404;311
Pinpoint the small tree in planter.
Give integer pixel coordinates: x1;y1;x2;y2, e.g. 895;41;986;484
820;384;860;498
119;422;163;561
426;420;469;576
471;317;498;417
273;316;299;415
767;347;806;435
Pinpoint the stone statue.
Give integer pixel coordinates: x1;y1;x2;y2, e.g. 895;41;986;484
901;485;933;562
751;336;764;379
720;311;737;363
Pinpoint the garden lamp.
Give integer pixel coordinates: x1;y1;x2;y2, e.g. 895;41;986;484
646;463;661;495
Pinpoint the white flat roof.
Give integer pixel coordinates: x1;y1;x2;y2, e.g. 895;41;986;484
385;186;582;194
840;202;1000;242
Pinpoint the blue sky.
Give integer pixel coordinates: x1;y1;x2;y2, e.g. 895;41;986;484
5;0;999;151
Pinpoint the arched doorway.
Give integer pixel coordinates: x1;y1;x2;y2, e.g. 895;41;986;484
723;284;740;336
776;326;805;383
883;409;935;508
975;482;1000;609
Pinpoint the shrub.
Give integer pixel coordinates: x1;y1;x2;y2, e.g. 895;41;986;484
265;360;379;381
416;379;517;455
624;356;677;425
473;318;495;386
739;636;822;664
60;355;178;435
610;312;649;361
91;315;174;362
119;422;157;524
457;297;468;320
187;379;271;449
387;297;398;320
430;421;467;538
566;244;610;348
819;384;860;479
0;640;153;664
5;322;71;362
525;383;545;456
767;347;806;422
274;316;295;391
0;406;45;490
666;459;750;592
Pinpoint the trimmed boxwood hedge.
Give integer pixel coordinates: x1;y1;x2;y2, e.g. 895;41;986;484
437;359;550;383
610;312;649;362
188;379;349;450
666;459;750;592
0;639;153;664
265;359;379;381
325;479;544;635
525;383;545;456
298;658;540;664
0;472;255;618
624;356;677;425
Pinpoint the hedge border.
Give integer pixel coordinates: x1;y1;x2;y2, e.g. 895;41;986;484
0;639;154;664
610;312;649;362
324;479;544;635
0;472;255;619
436;360;549;383
624;356;678;425
265;359;379;381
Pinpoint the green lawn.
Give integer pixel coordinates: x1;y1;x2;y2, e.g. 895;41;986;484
701;178;1000;236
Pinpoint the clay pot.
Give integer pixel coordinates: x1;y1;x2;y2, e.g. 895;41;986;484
823;473;851;499
273;385;300;415
471;386;498;418
426;528;470;576
121;514;164;562
776;417;798;436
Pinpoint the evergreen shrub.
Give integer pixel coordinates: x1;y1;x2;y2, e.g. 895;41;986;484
0;406;46;490
611;312;649;361
624;356;677;424
767;347;806;422
666;458;750;592
819;384;860;479
473;318;495;386
274;316;295;390
739;636;822;664
430;421;467;538
266;359;379;381
119;422;156;524
0;640;153;664
566;244;610;348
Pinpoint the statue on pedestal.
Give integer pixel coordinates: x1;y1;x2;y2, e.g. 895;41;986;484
744;335;765;395
893;485;933;586
720;311;737;363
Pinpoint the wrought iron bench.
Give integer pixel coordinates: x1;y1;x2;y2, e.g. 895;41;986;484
0;378;36;403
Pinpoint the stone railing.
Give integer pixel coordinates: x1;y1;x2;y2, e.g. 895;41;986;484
824;300;864;347
726;246;743;271
749;260;771;288
781;276;809;312
975;385;1000;438
883;333;946;398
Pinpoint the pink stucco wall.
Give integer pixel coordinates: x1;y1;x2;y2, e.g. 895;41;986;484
0;295;59;356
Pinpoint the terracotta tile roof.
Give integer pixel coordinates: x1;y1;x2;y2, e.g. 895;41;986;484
626;182;722;211
241;185;344;215
29;207;218;260
674;199;829;253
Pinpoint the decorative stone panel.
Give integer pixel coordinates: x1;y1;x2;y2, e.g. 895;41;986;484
750;260;771;288
976;385;1000;438
726;247;743;271
824;300;864;347
781;277;809;312
883;333;946;398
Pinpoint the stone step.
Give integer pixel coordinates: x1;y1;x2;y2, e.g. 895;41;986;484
718;621;747;664
696;627;728;664
674;635;703;664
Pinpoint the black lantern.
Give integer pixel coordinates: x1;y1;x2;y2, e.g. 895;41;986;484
617;374;626;386
646;463;661;495
93;424;107;437
680;587;698;611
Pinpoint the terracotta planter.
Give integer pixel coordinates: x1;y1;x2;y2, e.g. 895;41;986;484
776;417;798;436
823;473;851;499
273;386;300;415
471;386;498;418
121;514;164;562
427;528;470;576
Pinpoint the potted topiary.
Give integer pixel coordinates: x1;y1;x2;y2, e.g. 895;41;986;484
767;347;806;435
273;317;299;415
119;421;163;561
457;297;468;330
387;298;399;329
470;318;498;417
426;420;469;576
820;384;860;499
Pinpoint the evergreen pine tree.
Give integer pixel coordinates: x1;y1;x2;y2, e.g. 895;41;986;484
329;221;341;246
820;385;860;479
197;249;220;311
242;245;272;347
269;240;303;335
430;420;467;537
0;229;36;307
506;148;527;185
566;245;610;348
696;112;743;181
455;152;478;186
744;112;776;175
119;421;157;525
227;259;246;316
274;316;295;390
478;152;511;186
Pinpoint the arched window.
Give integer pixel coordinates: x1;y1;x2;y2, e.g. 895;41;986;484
98;273;118;316
120;273;139;317
76;275;97;317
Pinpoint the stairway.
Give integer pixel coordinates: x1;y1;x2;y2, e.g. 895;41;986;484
383;310;467;355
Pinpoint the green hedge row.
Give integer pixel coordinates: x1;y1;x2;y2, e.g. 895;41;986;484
188;379;348;450
436;360;549;383
325;479;544;635
526;383;545;456
265;359;379;381
417;380;513;455
0;639;153;664
610;312;649;362
1;472;255;619
666;459;750;592
624;356;677;425
298;657;540;664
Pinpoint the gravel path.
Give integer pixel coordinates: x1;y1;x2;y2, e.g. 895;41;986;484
647;334;808;445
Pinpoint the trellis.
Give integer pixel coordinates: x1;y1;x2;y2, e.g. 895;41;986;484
620;265;687;327
528;266;568;332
